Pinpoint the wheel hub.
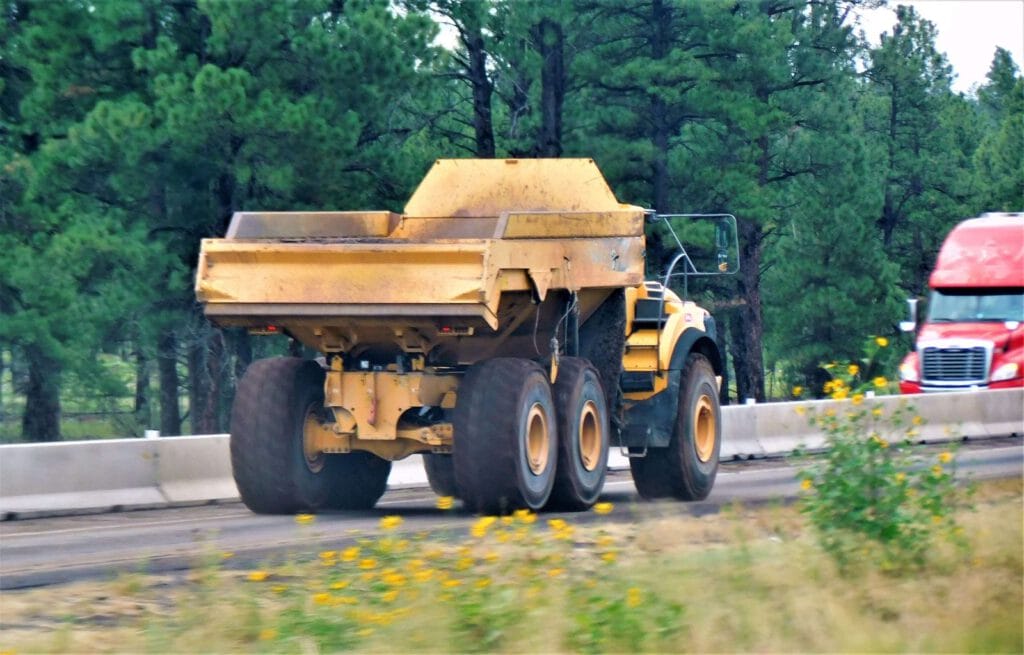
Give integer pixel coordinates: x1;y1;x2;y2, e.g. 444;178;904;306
578;400;601;472
525;403;550;475
694;394;716;463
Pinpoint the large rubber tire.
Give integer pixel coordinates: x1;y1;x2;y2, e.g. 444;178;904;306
323;450;392;511
453;358;558;514
547;357;609;511
230;357;390;514
630;353;721;501
423;453;459;498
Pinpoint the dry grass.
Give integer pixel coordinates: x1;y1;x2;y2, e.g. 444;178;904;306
1;479;1021;654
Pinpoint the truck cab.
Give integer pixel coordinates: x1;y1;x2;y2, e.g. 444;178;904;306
899;213;1024;393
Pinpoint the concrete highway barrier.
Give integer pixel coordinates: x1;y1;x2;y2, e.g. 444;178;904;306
2;388;1020;519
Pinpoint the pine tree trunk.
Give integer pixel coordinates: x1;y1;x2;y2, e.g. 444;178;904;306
187;331;208;436
650;0;671;213
464;21;495;158
736;217;767;402
133;346;151;431
202;329;225;433
727;311;751;403
535;17;565;157
157;329;181;436
21;346;61;442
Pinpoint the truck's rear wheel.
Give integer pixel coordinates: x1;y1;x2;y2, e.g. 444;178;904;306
423;453;459;498
630;352;720;501
547;358;609;511
230;357;390;514
453;358;558;514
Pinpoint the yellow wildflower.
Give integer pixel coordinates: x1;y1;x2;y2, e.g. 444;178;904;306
894;472;906;483
795;406;807;416
358;628;375;638
483;551;500;563
823;380;834;394
932;464;943;476
359;558;378;570
331;580;350;590
381;590;399;603
596;535;616;548
247;571;269;582
319;550;337;561
848;364;860;376
475;577;492;589
931;515;943;525
221;551;234;560
872;407;883;417
852;393;864;405
938;451;953;464
380;515;403;531
601;551;618;564
471;515;498;537
547;518;568;531
513;509;537;524
501;516;515;525
294;513;316;525
832;388;848;400
626;587;643;609
456;557;474;571
873;376;887;388
337;595;358;605
312;592;333;605
547;568;565;578
341;546;360;562
593;502;614;515
271;584;288;594
435;496;454;510
383;572;408;587
442;579;462;588
800;478;812;491
413;569;434;583
912;415;923;426
875;336;889;347
259;628;277;641
792;385;804;397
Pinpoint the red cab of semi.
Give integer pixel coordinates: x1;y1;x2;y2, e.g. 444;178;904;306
899;213;1024;394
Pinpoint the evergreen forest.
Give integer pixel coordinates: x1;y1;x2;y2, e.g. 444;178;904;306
1;0;1021;441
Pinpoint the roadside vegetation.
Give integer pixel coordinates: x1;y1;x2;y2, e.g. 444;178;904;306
2;477;1020;654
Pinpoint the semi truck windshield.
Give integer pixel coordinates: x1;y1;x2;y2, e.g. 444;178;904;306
928;289;1024;322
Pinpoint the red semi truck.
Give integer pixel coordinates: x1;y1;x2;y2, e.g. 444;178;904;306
899;212;1024;393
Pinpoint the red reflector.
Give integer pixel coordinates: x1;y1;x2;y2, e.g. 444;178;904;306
267;325;278;333
440;326;452;333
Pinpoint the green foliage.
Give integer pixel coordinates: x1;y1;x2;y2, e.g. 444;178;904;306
2;0;1016;433
799;401;968;575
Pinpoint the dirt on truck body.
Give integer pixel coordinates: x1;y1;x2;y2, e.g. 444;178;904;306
195;158;738;514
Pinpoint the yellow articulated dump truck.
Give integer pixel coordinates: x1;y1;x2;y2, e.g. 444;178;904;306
195;159;738;514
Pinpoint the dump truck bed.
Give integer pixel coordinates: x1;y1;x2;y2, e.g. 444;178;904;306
195;159;647;360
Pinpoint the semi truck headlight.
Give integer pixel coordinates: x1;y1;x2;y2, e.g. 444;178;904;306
992;362;1019;382
899;361;919;382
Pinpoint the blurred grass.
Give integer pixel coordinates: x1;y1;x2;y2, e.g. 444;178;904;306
1;479;1021;654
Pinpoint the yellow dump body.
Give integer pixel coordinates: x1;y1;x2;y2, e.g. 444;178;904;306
196;159;646;363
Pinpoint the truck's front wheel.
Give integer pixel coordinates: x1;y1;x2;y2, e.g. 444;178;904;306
453;358;558;514
230;357;390;514
630;352;720;501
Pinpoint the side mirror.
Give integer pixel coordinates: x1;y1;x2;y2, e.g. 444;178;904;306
715;221;730;272
899;298;919;333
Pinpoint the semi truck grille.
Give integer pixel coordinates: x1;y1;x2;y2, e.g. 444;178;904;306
920;346;989;384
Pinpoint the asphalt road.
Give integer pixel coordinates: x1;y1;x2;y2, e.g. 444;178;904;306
1;440;1020;590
